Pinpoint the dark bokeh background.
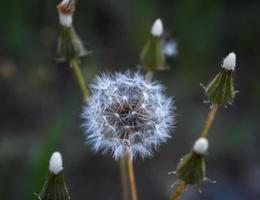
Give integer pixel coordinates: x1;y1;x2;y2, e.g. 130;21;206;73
0;0;260;199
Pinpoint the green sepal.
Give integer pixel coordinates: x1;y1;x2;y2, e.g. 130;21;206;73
57;26;88;61
38;171;70;200
205;69;235;105
176;152;206;185
140;35;167;71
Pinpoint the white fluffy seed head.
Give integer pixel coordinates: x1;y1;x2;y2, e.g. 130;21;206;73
222;52;236;71
49;152;63;174
151;19;163;37
59;13;73;27
193;138;209;155
82;72;175;160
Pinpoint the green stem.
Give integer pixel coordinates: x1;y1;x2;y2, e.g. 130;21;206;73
70;58;89;99
145;71;154;81
200;104;219;138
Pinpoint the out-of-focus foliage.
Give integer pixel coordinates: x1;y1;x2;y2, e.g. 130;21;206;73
1;0;260;200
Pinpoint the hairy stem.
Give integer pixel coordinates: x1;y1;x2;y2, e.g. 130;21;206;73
126;155;138;200
70;58;89;99
120;157;130;200
200;104;219;138
171;180;187;200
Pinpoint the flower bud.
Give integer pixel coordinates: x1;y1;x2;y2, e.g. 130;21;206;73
193;138;209;155
203;52;236;105
38;152;70;200
57;0;75;27
57;0;88;61
176;152;206;185
140;19;167;71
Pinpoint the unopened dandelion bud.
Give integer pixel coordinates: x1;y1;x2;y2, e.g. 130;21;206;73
193;138;209;155
203;52;237;105
82;72;175;160
49;152;63;175
222;52;236;71
151;19;163;37
140;19;167;71
38;152;70;200
57;0;88;61
176;152;206;185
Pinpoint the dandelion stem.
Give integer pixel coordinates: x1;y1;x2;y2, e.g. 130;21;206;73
145;71;154;81
120;157;130;200
70;58;89;99
171;180;187;200
200;104;219;138
126;155;138;200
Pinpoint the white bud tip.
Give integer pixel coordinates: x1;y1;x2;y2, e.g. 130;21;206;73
193;138;209;155
151;18;163;36
222;52;236;71
60;0;70;6
49;152;63;174
59;13;73;27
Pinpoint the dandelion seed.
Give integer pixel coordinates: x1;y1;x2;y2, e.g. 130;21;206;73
82;72;174;160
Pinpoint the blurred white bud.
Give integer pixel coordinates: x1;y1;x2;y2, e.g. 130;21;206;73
49;152;63;174
59;13;73;27
193;138;209;155
222;52;236;71
151;18;163;37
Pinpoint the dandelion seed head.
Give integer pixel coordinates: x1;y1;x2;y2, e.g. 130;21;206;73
82;72;174;160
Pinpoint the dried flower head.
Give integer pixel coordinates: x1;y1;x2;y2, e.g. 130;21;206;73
82;72;174;160
57;0;75;27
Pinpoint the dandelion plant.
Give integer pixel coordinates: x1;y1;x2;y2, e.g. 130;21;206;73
37;152;70;200
82;72;175;200
170;52;237;200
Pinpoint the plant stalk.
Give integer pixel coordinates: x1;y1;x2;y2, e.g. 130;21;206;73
70;58;89;99
145;71;154;81
171;180;187;200
126;155;138;200
200;104;219;138
120;157;130;200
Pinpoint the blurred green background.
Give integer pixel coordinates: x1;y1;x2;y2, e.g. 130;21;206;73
0;0;260;199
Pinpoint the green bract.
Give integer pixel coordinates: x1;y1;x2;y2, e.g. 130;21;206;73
140;36;167;71
204;69;235;105
39;171;70;200
176;152;206;185
57;26;87;61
